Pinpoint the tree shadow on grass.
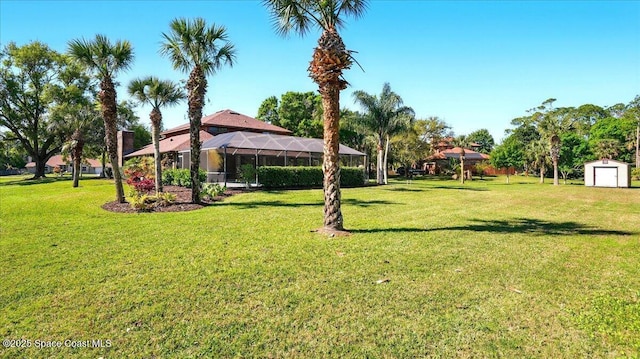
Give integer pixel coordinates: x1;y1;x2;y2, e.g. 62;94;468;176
0;176;72;187
384;187;424;192
221;198;397;209
350;217;636;236
425;185;489;192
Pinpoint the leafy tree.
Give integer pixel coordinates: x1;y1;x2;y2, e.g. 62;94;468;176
128;76;185;193
161;17;236;204
490;137;523;184
47;59;100;187
0;131;27;170
0;41;67;179
466;128;494;154
258;91;323;138
68;34;134;203
416;116;452;153
391;121;429;178
625;95;640;167
589;116;635;163
558;132;591;184
353;82;414;185
264;0;368;232
256;95;280;125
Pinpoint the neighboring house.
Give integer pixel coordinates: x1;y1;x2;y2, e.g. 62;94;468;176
424;138;490;175
124;109;366;183
25;155;108;175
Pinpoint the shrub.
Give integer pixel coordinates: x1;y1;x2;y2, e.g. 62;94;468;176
162;168;206;188
156;192;176;207
632;167;640;180
124;157;155;195
257;166;365;189
201;183;226;200
129;194;156;212
239;164;257;184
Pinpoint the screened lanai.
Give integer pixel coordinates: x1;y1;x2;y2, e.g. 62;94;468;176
178;131;366;184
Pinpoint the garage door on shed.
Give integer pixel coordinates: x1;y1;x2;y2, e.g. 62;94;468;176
594;167;618;187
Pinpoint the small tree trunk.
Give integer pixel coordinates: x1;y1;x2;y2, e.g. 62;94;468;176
540;167;545;184
506;173;510;184
460;154;465;184
151;108;163;194
73;153;81;187
376;140;384;185
553;158;559;186
383;135;389;185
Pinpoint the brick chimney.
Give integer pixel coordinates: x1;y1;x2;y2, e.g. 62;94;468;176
117;130;135;168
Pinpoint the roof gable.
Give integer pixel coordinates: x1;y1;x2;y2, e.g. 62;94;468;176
162;109;292;137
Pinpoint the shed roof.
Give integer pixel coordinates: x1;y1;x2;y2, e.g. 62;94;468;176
193;131;365;156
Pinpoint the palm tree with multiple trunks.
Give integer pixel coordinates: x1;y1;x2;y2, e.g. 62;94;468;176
352;82;414;185
68;34;134;203
264;0;368;232
128;77;185;193
160;17;236;204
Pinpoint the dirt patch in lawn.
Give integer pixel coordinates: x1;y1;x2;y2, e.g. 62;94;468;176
102;185;246;213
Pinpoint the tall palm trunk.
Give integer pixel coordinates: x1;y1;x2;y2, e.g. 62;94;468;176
309;28;350;231
150;108;163;193
540;167;545;184
552;158;559;186
320;84;343;230
460;150;465;184
187;66;206;204
636;122;640;168
99;77;125;203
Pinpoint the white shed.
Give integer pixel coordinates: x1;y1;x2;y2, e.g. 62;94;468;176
584;159;631;188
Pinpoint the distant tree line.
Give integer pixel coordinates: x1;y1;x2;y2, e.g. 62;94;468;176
490;97;639;184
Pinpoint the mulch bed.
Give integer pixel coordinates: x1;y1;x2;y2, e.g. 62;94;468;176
101;185;246;213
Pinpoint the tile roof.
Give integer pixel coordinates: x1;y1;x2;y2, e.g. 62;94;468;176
429;147;490;161
25;155;106;168
161;109;292;137
125;131;214;158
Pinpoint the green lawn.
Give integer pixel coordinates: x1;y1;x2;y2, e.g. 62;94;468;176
1;175;639;358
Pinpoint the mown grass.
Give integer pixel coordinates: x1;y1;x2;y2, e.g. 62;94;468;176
1;174;639;358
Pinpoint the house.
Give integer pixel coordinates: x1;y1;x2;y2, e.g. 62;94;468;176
424;138;490;175
584;159;631;188
124;109;366;183
25;155;108;176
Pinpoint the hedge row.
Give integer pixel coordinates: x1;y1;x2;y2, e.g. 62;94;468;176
257;166;365;188
162;168;206;188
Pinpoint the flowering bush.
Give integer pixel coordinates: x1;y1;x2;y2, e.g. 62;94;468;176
124;157;155;195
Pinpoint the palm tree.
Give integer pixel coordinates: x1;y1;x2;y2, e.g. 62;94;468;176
50;106;101;188
264;0;368;232
68;34;134;203
452;135;471;184
526;139;551;184
160;18;236;204
128;77;185;193
353;83;415;185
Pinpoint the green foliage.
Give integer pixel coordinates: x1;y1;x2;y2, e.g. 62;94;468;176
558;132;592;181
162;168;206;188
466;129;495;154
490;136;524;173
201;183;226;200
632;167;640;180
257;91;323;138
589;116;636;163
155;192;177;207
257;166;365;188
128;191;176;211
239;163;257;184
130;123;152;149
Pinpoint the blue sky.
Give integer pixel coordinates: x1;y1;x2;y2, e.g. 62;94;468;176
2;0;638;142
